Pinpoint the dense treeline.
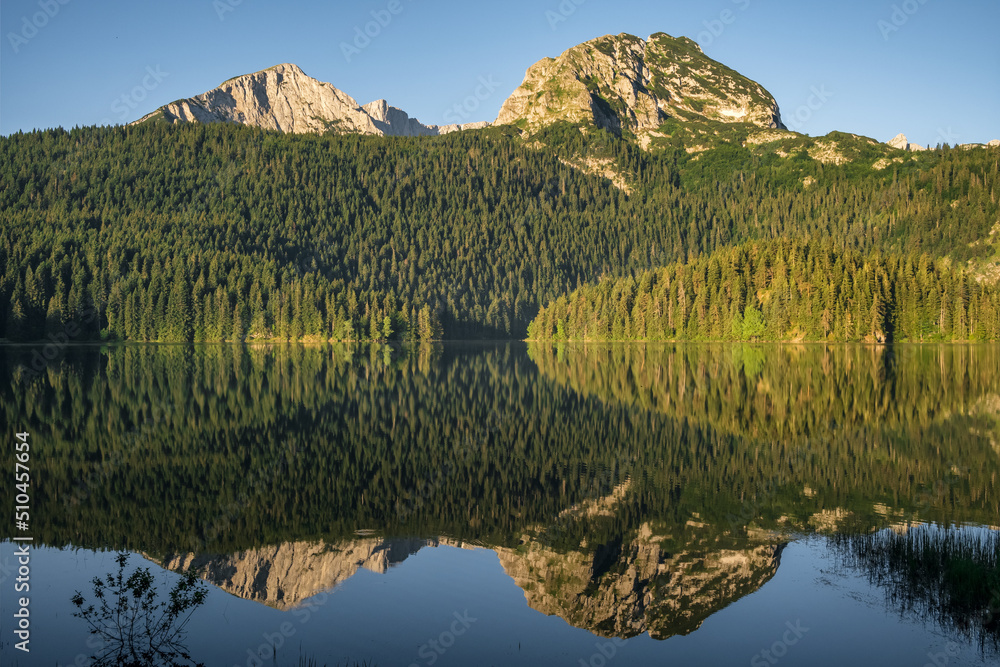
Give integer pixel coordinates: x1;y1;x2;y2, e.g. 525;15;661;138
2;344;997;554
528;239;1000;342
1;122;998;341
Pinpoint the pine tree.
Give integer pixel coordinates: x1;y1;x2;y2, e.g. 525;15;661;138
167;271;193;342
742;304;766;341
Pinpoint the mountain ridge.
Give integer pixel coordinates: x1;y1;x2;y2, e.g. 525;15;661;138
130;35;997;155
133;62;488;137
133;32;792;145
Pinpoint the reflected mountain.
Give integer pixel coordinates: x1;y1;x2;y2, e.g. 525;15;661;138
147;476;788;640
152;538;427;610
151;527;784;641
2;342;999;643
497;525;784;639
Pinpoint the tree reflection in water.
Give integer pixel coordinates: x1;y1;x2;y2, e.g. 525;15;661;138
832;525;999;655
71;552;208;667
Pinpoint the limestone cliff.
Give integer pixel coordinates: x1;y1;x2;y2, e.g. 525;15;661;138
152;523;782;640
153;537;427;610
495;32;785;136
133;63;488;137
496;524;784;639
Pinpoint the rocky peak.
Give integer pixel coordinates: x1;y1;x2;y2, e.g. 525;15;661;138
134;63;490;137
362;98;435;136
495;527;785;639
887;133;928;152
361;99;490;136
152;523;784;639
495;32;785;137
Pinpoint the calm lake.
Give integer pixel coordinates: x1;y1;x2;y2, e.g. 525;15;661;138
0;342;998;667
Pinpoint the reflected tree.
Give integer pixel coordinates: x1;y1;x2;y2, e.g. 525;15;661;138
71;552;208;667
832;525;1000;654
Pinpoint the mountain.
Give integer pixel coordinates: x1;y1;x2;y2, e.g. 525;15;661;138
887;134;1000;152
495;32;785;139
490;32;899;170
135;32;790;145
496;528;784;640
129;37;890;171
151;528;783;640
4;32;1000;344
133;63;487;136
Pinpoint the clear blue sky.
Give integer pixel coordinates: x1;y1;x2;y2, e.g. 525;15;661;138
1;0;998;146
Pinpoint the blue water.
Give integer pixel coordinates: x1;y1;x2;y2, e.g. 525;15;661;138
1;536;994;667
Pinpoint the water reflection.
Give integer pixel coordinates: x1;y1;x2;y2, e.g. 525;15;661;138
833;524;1000;653
1;342;999;659
71;552;208;667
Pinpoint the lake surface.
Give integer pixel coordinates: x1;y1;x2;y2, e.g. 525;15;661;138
0;342;998;666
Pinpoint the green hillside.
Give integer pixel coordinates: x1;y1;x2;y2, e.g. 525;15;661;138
1;121;998;341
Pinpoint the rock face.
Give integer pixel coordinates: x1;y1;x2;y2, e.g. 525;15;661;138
361;99;489;136
959;140;1000;149
153;537;427;610
134;63;489;137
887;133;928;152
150;478;785;637
496;524;784;639
153;524;783;639
495;32;785;136
151;526;783;639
